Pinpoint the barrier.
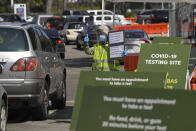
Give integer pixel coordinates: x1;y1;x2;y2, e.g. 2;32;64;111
124;54;139;72
114;23;168;34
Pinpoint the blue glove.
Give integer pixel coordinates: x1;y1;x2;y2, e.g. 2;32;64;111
123;51;128;56
84;34;89;43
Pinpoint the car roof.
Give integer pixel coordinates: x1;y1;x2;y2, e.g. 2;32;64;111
0;22;37;29
0;22;25;27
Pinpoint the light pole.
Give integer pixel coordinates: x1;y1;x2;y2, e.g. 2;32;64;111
102;0;104;25
11;0;14;12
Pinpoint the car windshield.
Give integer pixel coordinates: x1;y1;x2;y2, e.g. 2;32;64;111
125;31;144;39
40;17;51;27
0;28;28;51
0;14;22;22
47;17;67;30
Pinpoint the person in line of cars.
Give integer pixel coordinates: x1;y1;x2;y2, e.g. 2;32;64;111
83;25;120;71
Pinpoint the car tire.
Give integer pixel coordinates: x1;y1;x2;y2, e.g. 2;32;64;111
0;100;7;131
52;75;66;109
145;19;151;24
32;82;49;120
76;38;81;49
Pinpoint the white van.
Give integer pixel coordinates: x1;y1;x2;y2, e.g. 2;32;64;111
87;10;114;15
92;15;121;27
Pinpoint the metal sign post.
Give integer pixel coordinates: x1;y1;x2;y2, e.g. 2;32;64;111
102;0;104;25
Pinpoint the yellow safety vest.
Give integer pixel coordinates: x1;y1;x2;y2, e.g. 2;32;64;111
92;43;120;71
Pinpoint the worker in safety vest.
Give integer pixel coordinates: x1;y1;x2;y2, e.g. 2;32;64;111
83;25;120;71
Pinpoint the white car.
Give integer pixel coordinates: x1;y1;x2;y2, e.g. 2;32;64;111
92;15;122;27
87;10;114;15
63;22;86;44
115;15;134;25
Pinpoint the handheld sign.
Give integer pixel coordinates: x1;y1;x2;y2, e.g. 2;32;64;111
70;71;167;131
108;30;125;60
76;86;196;131
137;44;191;89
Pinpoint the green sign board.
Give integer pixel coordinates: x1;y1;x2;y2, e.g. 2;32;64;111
137;44;191;89
70;71;166;131
76;86;196;131
152;37;182;45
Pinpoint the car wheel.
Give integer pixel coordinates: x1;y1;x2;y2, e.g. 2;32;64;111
0;100;7;131
76;38;81;49
145;19;151;24
32;82;49;120
52;75;66;109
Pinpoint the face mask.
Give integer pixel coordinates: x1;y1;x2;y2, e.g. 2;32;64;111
99;34;106;44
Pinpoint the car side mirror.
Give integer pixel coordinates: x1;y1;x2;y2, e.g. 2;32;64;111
56;43;65;59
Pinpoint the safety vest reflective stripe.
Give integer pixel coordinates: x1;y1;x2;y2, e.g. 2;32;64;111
94;59;108;63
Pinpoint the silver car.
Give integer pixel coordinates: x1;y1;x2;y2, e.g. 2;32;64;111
0;22;66;120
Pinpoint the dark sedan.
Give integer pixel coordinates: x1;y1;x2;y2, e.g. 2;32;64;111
76;25;101;49
44;28;66;59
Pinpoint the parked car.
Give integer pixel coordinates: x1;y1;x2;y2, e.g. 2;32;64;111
76;25;100;49
63;22;86;44
136;9;169;24
44;28;66;59
92;15;122;27
0;13;25;23
123;29;152;69
0;22;67;120
45;16;67;40
62;10;89;16
124;30;152;54
87;10;114;15
115;15;134;25
0;86;8;131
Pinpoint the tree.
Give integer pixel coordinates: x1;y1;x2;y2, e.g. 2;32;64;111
46;0;53;14
0;0;11;13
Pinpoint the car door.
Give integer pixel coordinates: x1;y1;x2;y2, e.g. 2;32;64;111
39;28;62;92
34;27;56;94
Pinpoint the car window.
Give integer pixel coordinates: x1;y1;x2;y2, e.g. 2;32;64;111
27;27;37;50
81;11;89;15
68;23;85;29
97;11;102;15
39;17;51;27
104;11;113;15
0;28;28;51
125;32;144;38
0;14;22;22
157;10;169;15
141;11;152;15
32;16;38;24
63;11;70;15
73;11;81;15
89;12;95;15
35;28;54;52
104;16;112;20
96;17;102;21
46;17;67;30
